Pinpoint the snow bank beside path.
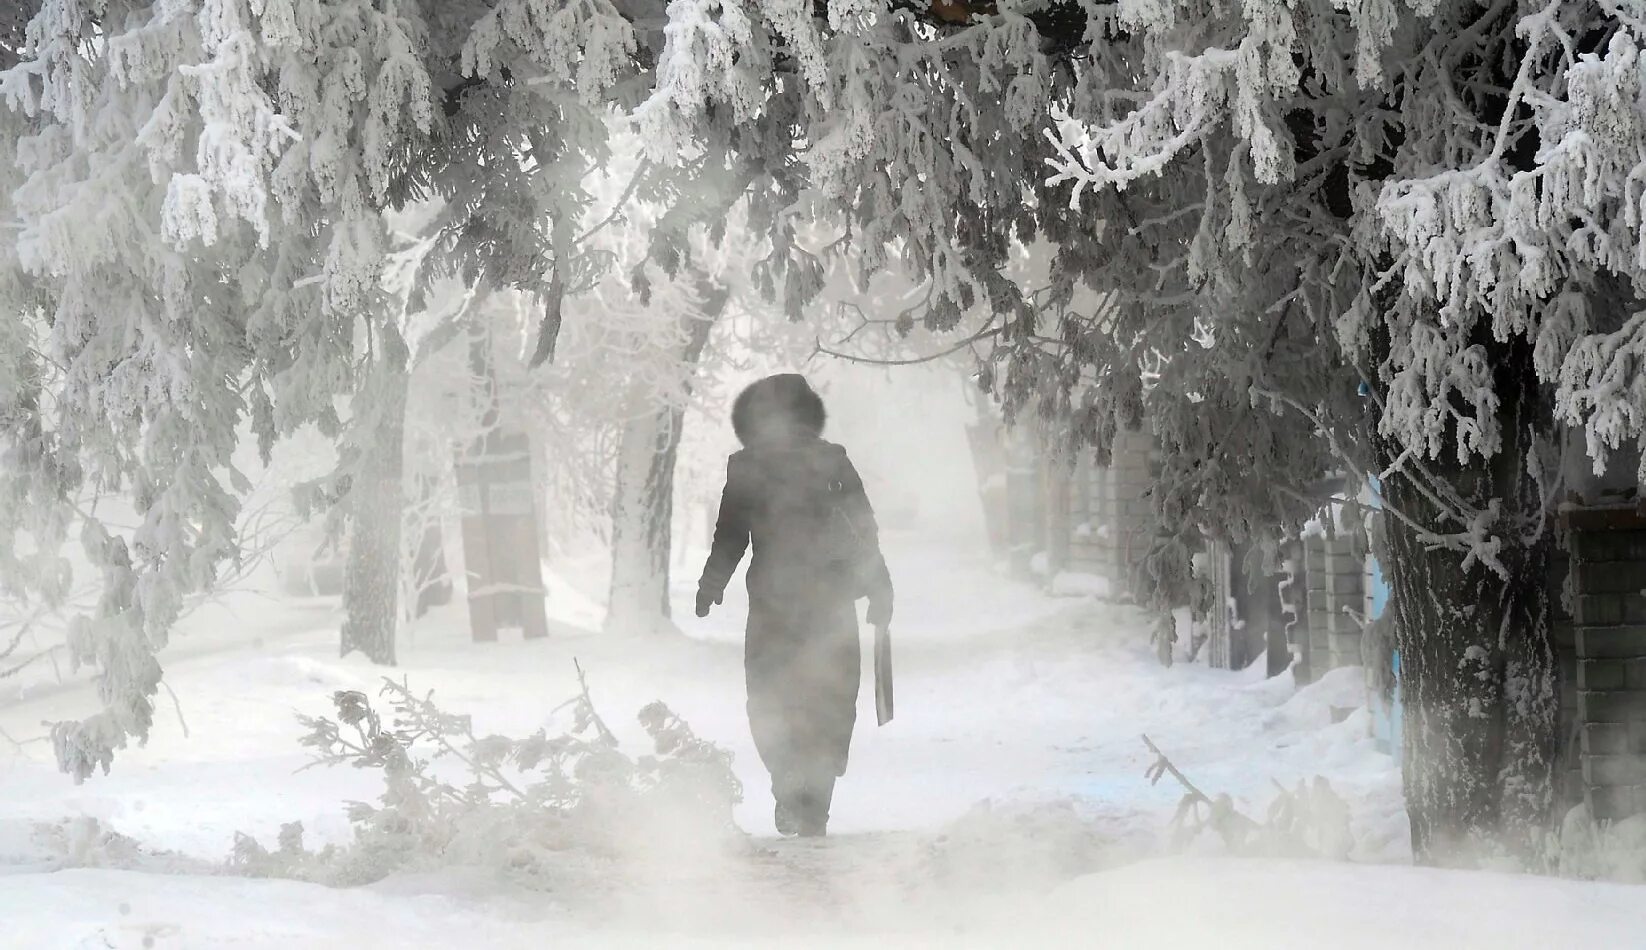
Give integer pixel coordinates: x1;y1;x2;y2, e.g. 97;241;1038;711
5;855;1640;950
0;868;567;950
1030;856;1645;950
1049;570;1114;599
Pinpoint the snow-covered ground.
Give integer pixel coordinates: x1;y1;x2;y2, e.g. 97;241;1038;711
1;532;1639;948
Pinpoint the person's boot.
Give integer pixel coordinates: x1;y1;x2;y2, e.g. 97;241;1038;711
775;798;800;836
797;773;836;838
772;774;802;837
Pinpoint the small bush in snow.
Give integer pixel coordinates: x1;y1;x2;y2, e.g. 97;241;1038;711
1556;805;1646;884
28;817;210;875
1145;735;1353;859
230;673;743;887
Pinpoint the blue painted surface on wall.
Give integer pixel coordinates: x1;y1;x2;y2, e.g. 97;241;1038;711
1364;474;1401;755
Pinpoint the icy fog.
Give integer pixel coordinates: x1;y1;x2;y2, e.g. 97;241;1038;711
9;0;1646;939
2;371;1640;948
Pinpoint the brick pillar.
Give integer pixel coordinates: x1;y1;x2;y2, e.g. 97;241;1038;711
1004;431;1042;578
1302;534;1366;678
1045;457;1073;577
1084;429;1157;600
1280;540;1310;681
1109;429;1155;597
1550;550;1584;810
1301;537;1326;683
1065;455;1106;577
1327;537;1366;669
1566;507;1646;822
456;431;549;643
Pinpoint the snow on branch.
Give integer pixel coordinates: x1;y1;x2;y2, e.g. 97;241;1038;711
230;667;744;886
1142;734;1352;858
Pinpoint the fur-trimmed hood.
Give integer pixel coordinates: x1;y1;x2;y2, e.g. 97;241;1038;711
731;373;826;447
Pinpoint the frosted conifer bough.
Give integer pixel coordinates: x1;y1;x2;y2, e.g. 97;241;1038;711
0;0;854;780
0;0;653;780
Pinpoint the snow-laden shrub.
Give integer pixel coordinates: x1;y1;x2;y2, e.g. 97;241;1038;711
21;816;212;876
1556;804;1646;884
1146;736;1354;860
230;674;743;887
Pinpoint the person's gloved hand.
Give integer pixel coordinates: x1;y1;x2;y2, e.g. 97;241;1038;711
695;587;722;618
867;596;893;628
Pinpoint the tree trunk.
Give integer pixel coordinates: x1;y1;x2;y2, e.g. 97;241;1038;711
1377;336;1556;867
607;409;677;633
605;278;729;634
341;343;409;665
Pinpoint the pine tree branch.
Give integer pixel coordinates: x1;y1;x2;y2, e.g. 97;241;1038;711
576;160;652;246
814;324;1001;366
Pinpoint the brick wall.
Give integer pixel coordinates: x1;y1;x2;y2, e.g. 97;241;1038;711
1067;429;1157;596
1566;508;1646;822
1000;427;1158;597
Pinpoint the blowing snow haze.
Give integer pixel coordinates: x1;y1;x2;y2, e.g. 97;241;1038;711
3;0;1646;947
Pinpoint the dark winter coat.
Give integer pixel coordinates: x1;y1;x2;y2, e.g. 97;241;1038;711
697;375;893;780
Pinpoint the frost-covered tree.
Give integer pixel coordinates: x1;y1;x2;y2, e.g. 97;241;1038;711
600;270;731;633
1034;0;1644;867
577;147;746;635
635;0;1646;864
0;0;650;779
0;0;1015;780
412;266;737;638
394;137;765;636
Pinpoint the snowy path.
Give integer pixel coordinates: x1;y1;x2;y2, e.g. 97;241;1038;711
1;535;1637;947
0;534;1396;851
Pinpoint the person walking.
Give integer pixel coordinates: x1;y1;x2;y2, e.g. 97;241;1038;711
696;374;894;838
